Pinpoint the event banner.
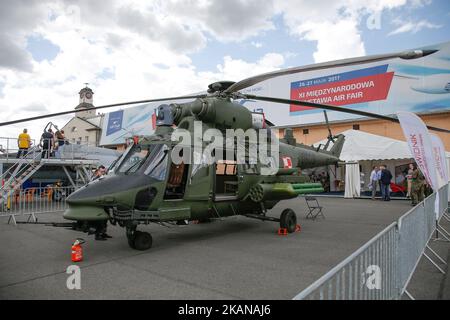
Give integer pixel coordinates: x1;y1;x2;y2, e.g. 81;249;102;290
397;111;438;191
239;41;450;126
430;134;449;188
397;111;443;219
290;65;394;112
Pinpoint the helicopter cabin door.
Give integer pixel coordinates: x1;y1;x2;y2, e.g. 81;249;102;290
214;159;238;200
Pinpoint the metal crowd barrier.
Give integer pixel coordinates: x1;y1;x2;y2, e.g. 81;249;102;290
0;186;76;225
294;183;449;300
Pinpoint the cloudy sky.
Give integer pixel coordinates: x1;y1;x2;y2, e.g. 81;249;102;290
0;0;449;140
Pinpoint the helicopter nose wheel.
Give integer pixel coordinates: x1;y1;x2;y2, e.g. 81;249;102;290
126;227;153;251
280;208;297;233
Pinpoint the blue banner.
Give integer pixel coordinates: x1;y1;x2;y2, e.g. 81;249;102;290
106;110;123;136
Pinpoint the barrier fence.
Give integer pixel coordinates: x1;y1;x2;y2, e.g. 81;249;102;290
0;186;75;224
294;184;449;300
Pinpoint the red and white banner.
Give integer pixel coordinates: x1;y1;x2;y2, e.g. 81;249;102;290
290;65;394;112
430;134;449;188
397;111;438;190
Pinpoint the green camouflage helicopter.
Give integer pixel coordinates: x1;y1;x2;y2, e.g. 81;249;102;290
2;49;447;250
64;84;345;250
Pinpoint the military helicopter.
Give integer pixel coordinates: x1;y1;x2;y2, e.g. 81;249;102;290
1;48;448;251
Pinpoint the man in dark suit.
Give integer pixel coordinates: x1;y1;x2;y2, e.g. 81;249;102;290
380;165;393;201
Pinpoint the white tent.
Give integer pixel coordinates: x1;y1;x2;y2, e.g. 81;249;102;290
315;130;450;198
314;130;414;198
315;129;413;161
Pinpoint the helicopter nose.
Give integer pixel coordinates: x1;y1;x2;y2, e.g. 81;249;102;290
64;178;120;221
67;180;121;207
66;174;157;205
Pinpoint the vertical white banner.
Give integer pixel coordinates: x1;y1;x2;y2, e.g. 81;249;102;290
397;112;438;190
430;134;449;188
397;111;440;219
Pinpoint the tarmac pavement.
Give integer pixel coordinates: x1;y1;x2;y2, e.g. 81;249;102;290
0;197;448;299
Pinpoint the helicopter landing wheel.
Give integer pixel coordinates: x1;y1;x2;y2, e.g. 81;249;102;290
280;208;297;233
129;231;153;251
127;232;136;249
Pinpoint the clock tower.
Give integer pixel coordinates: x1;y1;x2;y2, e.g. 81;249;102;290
75;84;95;118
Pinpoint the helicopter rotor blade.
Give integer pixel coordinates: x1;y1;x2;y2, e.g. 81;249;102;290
323;111;334;140
242;94;450;134
225;50;438;94
0;94;207;127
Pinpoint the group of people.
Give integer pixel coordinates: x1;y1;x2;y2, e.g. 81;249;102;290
369;165;393;201
369;163;429;206
40;128;66;159
16;128;66;159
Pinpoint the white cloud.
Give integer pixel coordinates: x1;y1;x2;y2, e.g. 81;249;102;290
0;0;285;139
251;41;263;48
164;0;275;42
295;19;366;62
0;0;434;140
388;19;442;36
274;0;409;62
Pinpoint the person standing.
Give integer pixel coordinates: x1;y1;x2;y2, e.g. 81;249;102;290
40;129;54;159
360;166;365;192
376;167;382;197
406;163;414;198
89;165;111;240
411;165;425;206
54;130;66;158
380;165;393;201
16;129;31;158
369;166;379;200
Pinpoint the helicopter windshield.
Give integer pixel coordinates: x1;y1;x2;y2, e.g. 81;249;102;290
117;145;150;174
144;144;169;181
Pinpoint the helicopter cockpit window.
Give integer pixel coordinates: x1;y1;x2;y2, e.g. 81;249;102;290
144;144;169;181
117;145;149;174
108;152;125;174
